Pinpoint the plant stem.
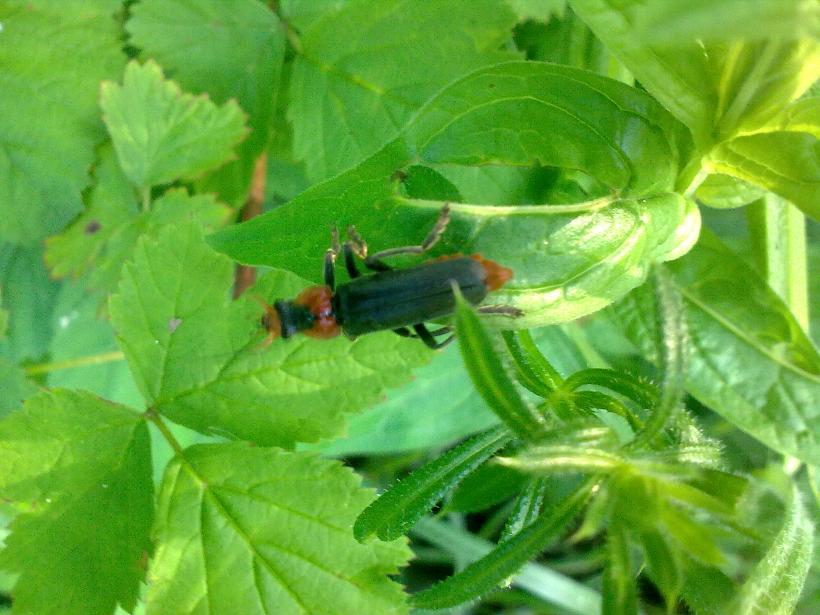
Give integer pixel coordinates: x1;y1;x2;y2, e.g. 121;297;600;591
145;409;186;457
746;194;809;330
25;350;125;375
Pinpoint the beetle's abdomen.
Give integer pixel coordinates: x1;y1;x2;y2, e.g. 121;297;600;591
334;257;491;337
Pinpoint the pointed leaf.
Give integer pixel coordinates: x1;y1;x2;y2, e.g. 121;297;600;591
411;480;594;609
354;426;511;541
289;0;518;180
0;390;152;615
100;60;248;189
0;1;125;244
147;444;410;615
602;522;637;615
731;484;814;615
110;222;430;447
454;293;547;439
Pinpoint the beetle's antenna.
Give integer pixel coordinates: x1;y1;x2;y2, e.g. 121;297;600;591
422;203;451;251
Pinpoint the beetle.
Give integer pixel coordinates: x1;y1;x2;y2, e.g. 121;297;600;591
257;205;520;349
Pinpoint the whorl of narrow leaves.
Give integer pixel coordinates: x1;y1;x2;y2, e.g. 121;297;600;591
354;426;512;542
100;60;248;189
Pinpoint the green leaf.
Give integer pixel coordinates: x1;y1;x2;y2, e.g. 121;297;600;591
500;476;548;541
100;60;248;190
44;144;139;282
606;230;820;465
110;222;430;447
505;0;566;22
210;62;698;328
640;529;684;609
696;174;766;209
0;389;152;615
0;1;125;244
127;0;285;204
0;243;61;362
411;480;594;609
147;444;410;615
279;0;349;30
570;1;819;146
635;0;820;43
447;463;528;515
602;522;637;615
454;293;547;439
354;426;511;542
288;0;518;181
731;484;814;615
709;130;819;220
45;281;142;408
0;358;36;418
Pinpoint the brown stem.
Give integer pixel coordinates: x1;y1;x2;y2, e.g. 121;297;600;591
233;153;268;298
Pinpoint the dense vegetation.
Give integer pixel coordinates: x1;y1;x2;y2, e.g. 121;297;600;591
0;1;817;613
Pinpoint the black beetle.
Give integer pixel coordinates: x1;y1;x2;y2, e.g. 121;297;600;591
258;205;520;349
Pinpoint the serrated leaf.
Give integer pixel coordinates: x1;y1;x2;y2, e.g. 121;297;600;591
0;1;125;244
0;243;61;362
731;484;814;615
454;293;547;439
45;281;142;408
354;426;511;542
147;444;410;615
127;0;285;204
289;0;518;181
44;144;139;281
0;358;36;418
101;60;248;189
110;222;430;447
411;480;594;609
0;389;152;615
606;230;820;465
211;61;698;329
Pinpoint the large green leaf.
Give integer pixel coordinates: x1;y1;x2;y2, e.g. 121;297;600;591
0;0;125;244
0;390;153;615
147;444;410;614
288;0;518;181
211;62;698;328
100;60;248;190
606;231;820;465
570;1;820;147
127;0;285;204
110;222;430;447
0;243;62;362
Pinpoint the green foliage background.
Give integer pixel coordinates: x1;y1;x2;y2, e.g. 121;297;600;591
0;0;817;613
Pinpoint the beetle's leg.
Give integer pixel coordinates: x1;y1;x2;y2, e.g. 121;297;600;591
363;204;451;272
324;227;341;290
393;325;452;339
477;305;524;318
342;242;363;279
413;323;455;349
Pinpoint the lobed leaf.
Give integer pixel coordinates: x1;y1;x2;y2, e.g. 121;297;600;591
606;230;820;465
211;62;698;328
354;426;511;542
288;0;518;181
147;444;410;615
0;389;153;615
127;0;285;203
0;1;125;244
110;222;430;447
100;60;248;189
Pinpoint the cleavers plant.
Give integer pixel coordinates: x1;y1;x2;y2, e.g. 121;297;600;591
0;1;817;614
